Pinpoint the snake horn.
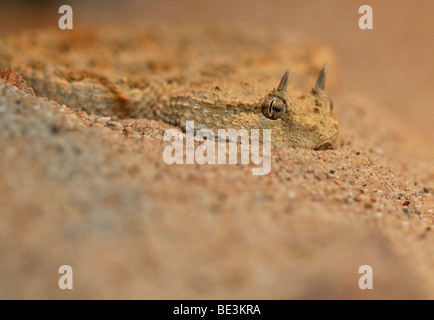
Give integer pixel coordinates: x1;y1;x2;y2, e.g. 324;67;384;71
277;70;289;92
315;64;327;91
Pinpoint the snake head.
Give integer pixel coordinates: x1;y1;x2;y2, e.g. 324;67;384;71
259;65;339;149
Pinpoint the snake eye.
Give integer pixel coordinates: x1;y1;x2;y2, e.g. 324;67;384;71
261;97;287;120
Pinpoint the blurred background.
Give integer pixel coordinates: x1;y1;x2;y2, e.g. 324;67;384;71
1;0;433;144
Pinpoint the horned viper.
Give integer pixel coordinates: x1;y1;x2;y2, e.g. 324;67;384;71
0;26;339;149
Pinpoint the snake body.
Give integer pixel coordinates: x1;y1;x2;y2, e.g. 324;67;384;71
1;26;339;149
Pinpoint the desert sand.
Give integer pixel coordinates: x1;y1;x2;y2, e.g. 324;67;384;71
0;0;432;299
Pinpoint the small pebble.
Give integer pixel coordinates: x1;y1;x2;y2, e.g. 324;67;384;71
51;125;59;134
364;202;373;209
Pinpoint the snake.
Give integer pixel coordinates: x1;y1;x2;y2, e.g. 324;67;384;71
0;25;339;149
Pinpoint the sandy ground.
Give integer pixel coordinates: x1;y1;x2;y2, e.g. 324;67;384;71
0;0;433;299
